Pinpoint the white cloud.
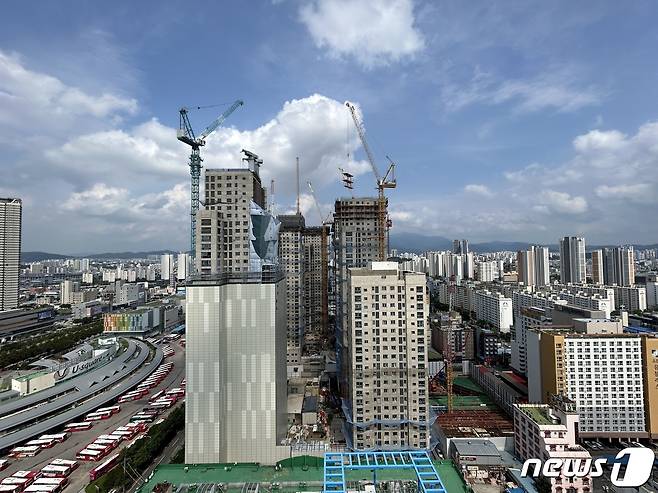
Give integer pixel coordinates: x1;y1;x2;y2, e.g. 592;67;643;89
537;190;588;215
441;67;602;114
0;50;137;141
464;184;493;197
299;0;424;68
595;184;657;204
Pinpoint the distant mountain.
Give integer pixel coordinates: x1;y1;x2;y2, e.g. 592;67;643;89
21;251;70;262
22;250;180;262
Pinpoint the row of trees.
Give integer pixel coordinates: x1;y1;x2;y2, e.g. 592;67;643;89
87;405;185;493
0;321;103;369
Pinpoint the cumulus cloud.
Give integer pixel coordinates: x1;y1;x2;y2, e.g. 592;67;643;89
298;0;424;68
595;184;657;204
464;184;493;197
0;50;137;141
536;190;588;215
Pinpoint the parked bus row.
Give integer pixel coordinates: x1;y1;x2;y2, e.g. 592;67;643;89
135;362;174;393
162;345;175;358
76;421;146;462
0;469;67;493
8;433;69;458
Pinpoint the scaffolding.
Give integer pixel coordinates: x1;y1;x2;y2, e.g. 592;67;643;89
323;451;447;493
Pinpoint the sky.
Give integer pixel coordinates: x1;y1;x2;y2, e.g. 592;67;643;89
2;0;658;253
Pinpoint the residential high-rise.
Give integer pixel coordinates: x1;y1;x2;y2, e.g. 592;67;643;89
345;261;430;450
559;236;586;283
277;213;306;369
603;246;635;286
195;209;221;275
203;151;266;274
160;254;173;282
177;252;190;280
333;197;382;391
0;198;21;311
185;153;286;464
591;249;604;285
517;246;550;287
453;239;468;255
302;225;330;346
60;280;79;305
534;246;550;286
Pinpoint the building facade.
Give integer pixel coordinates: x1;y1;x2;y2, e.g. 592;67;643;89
0;198;21;311
474;290;513;332
559;236;586;284
345;262;430;450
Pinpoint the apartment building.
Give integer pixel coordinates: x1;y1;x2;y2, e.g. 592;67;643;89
303;225;329;340
559;236;586;284
278;213;306;368
474;290;513;332
527;330;658;440
345;262;430;450
0;198;21;311
514;397;592;493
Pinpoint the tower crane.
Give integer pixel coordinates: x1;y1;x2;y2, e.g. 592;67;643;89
177;100;244;258
345;101;396;261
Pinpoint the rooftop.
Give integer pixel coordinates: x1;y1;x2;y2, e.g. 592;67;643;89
517;405;556;426
452;439;501;457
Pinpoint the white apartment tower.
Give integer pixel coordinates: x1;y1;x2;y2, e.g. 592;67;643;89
518;246;550;287
0;198;21;311
177;252;190;280
160;254;173;282
559;236;586;284
346;262;430;450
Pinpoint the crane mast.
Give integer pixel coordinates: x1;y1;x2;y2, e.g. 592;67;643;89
177;100;244;262
345;101;396;261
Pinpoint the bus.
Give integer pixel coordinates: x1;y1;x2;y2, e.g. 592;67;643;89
76;449;105;461
33;478;68;492
149;390;165;402
0;459;8;471
49;459;77;470
167;388;185;397
150;400;173;410
87;443;112;452
39;434;68;443
26;439;57;449
89;454;119;481
130;414;156;423
23;486;59;493
93;439;118;449
8;446;41;458
64;422;93;432
96;406;121;415
85;410;112;421
40;465;73;478
0;485;21;493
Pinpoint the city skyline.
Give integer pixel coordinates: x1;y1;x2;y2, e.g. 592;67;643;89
2;1;658;251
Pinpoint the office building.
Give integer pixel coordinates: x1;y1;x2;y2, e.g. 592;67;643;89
0;198;21;311
333;197;382;391
559;236;586;284
345;262;430;450
160;254;173;282
202;151;267;274
277;213;306;368
514;397;592;493
591;249;604;285
177;252;190;280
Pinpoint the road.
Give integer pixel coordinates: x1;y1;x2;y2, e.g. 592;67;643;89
0;342;185;493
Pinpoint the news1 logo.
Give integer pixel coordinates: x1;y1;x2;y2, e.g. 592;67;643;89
521;447;655;488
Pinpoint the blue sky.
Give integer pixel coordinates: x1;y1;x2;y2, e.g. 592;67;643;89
2;0;658;252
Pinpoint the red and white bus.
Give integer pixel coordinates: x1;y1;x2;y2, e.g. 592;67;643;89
49;459;77;471
86;443;111;453
149;390;165;402
125;421;147;432
96;406;121;415
88;454;120;481
181;378;186;387
167;387;185;397
130;413;156;423
92;440;117;450
64;422;93;432
0;459;9;471
39;434;68;443
84;410;112;421
76;449;105;461
8;446;41;458
24;485;59;493
150;400;173;410
0;484;21;493
26;439;57;449
32;478;68;493
40;465;73;479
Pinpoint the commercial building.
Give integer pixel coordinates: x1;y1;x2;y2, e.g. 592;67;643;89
278;213;306;368
559;236;586;284
0;198;21;311
514;397;592;493
0;307;56;342
473;290;512;332
185;269;288;464
345;262;430;450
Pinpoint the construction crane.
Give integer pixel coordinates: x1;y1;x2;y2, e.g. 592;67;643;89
177;100;244;258
308;182;332;333
345;101;396;261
